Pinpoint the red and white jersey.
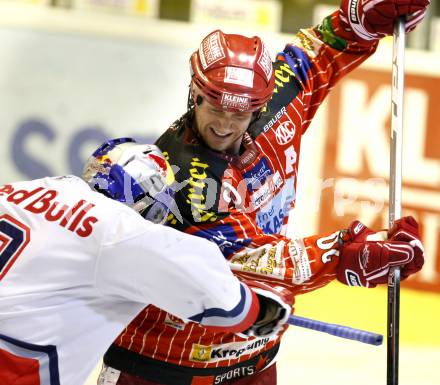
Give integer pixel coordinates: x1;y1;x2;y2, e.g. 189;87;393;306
104;11;379;385
0;176;259;385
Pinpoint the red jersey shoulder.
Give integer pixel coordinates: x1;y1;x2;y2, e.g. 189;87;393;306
248;59;302;138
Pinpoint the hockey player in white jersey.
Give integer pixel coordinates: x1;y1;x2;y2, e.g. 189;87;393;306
0;139;290;385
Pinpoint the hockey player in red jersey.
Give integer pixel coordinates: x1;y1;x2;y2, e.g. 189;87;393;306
99;1;429;384
0;139;292;385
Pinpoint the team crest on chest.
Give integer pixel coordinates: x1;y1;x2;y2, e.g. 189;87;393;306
275;121;296;145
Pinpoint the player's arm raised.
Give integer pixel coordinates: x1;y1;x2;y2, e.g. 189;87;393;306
277;0;429;128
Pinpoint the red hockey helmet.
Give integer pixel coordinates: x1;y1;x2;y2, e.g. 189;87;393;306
190;30;275;113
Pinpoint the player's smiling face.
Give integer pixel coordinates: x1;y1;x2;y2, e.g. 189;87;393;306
194;93;253;154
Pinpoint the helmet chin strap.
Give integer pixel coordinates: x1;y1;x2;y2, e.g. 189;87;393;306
186;85;194;111
217;132;259;169
251;109;263;124
187;83;206;114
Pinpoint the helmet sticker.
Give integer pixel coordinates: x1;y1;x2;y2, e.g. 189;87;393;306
83;139;178;224
220;93;251;111
224;67;254;88
199;31;226;70
257;43;273;81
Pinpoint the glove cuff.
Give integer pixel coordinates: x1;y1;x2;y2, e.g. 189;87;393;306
238;282;292;338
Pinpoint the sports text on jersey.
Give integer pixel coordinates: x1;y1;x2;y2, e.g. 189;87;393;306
214;365;255;384
262;106;286;133
0;184;98;237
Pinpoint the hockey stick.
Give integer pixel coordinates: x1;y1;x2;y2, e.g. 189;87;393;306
288;315;383;346
387;16;406;385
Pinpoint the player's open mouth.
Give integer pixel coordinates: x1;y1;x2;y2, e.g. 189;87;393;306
210;127;232;138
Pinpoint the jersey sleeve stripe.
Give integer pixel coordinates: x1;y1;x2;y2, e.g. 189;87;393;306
187;283;259;333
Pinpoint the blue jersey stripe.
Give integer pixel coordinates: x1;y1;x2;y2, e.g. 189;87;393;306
188;283;252;328
0;334;60;385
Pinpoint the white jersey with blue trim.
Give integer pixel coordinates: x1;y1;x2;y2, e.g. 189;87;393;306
0;175;257;385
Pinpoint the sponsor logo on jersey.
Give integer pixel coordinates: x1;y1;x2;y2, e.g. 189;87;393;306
249;59;302;137
291;30;316;56
190;337;272;363
251;171;283;209
219;180;243;210
190;344;212;362
275;120;296;145
250;62;301;137
230;242;286;279
0;184;98;237
272;62;300;104
221;93;251;111
199;31;226;70
257;205;283;234
256;177;295;234
243;158;272;192
164;314;186;330
316;231;340;266
262;106;286;133
185;158;218;223
288;238;312;284
193;223;252;258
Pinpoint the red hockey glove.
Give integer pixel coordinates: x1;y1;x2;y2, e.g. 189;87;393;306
337;217;424;287
340;0;430;41
238;281;293;338
388;216;424;279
